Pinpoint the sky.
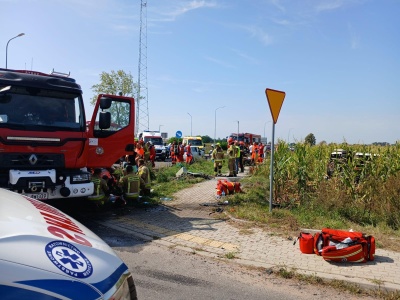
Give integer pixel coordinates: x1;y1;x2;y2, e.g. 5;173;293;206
1;0;399;145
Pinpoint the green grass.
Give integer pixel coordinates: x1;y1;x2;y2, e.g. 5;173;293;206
139;143;400;251
149;158;229;204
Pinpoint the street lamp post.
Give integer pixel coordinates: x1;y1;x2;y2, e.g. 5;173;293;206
6;33;25;69
187;112;192;136
159;124;163;132
236;120;239;141
264;121;271;144
288;128;293;144
214;106;225;144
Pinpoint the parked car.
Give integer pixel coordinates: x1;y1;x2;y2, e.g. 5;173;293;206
0;188;137;300
183;146;205;163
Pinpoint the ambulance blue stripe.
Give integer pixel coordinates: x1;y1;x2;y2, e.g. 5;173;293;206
92;263;129;291
14;279;100;299
6;263;128;299
1;283;77;299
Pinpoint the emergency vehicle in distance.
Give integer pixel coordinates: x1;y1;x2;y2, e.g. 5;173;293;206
138;130;168;161
0;188;137;299
228;133;262;144
0;68;136;201
182;136;205;156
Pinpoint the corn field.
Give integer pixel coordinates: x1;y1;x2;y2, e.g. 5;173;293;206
254;141;400;230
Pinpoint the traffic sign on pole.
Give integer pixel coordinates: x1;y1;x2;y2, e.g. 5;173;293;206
175;130;182;138
265;88;286;124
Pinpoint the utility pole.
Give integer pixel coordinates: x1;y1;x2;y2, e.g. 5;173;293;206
136;0;149;135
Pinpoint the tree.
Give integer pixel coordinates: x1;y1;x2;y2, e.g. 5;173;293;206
91;70;137;104
305;133;316;146
201;135;213;143
91;70;138;128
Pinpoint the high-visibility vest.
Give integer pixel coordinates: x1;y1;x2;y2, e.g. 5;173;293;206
236;147;241;158
88;178;107;201
213;149;224;162
139;166;151;189
125;175;140;199
228;145;237;159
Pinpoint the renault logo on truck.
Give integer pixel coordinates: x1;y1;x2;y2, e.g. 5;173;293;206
29;154;38;165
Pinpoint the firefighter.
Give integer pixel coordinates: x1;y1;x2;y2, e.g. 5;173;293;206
143;141;150;163
238;141;245;172
211;143;224;176
227;138;238;177
235;141;241;174
88;168;110;207
138;158;151;196
118;164;140;206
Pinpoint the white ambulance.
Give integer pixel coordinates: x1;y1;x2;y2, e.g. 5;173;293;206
0;188;137;299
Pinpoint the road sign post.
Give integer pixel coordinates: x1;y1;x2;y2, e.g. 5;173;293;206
265;88;286;212
175;130;182;138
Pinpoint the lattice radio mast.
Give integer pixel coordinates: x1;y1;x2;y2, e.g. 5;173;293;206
136;0;149;135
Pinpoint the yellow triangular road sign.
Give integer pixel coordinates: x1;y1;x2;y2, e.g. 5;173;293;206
265;88;285;124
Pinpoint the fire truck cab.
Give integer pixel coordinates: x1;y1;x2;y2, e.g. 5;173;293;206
0;68;135;200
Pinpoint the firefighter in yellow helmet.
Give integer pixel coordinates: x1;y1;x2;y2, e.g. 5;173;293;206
227;138;238;177
138;158;151;196
88;168;110;207
211;143;224;176
118;164;140;206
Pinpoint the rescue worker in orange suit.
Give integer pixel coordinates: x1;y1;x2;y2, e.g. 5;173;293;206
185;143;193;164
149;142;156;167
170;141;176;164
135;141;144;166
227;138;238;177
251;142;259;164
258;143;264;163
176;142;185;163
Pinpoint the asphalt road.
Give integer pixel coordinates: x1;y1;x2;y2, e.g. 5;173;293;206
45;199;377;300
83;217;375;300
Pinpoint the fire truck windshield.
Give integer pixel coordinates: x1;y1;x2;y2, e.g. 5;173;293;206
0;86;84;131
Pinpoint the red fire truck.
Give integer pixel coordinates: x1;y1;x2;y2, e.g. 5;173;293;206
228;133;261;144
0;68;135;200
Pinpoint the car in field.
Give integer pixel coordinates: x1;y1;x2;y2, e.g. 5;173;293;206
0;188;138;299
353;152;376;171
326;149;349;178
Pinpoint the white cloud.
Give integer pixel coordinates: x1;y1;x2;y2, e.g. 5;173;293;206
267;0;286;12
151;0;217;22
204;56;236;68
241;25;273;46
314;0;345;13
347;23;360;49
230;48;259;64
